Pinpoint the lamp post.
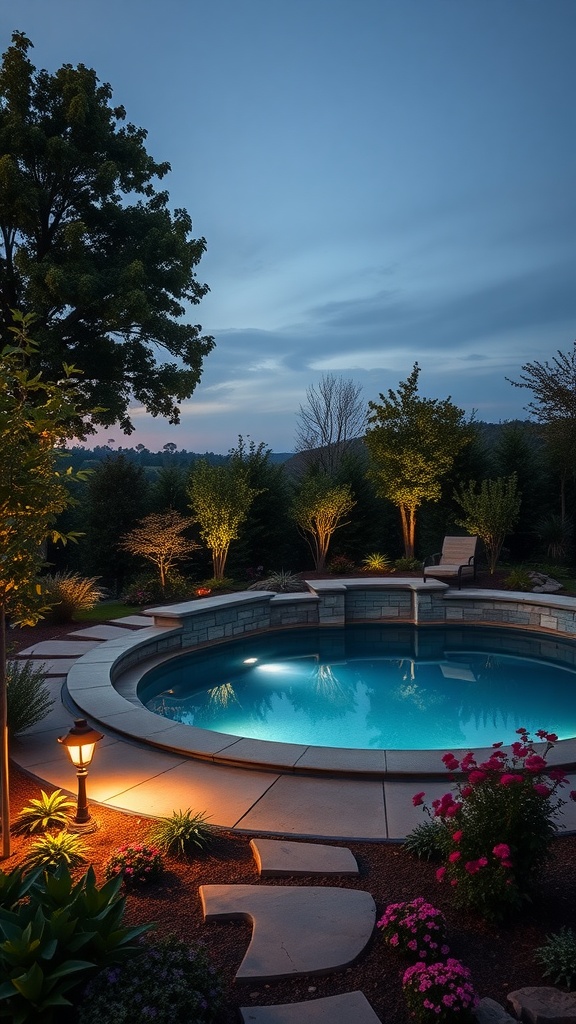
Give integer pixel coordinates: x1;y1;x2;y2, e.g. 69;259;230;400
58;718;103;830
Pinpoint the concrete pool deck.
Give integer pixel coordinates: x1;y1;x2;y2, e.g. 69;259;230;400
10;582;576;840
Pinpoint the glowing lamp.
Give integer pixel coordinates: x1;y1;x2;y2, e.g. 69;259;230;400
58;719;103;827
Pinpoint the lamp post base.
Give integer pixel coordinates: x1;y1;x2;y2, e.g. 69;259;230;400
66;816;99;835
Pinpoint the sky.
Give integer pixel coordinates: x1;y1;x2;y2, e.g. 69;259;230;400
2;0;576;454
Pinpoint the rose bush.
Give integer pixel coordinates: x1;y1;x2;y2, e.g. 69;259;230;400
413;729;576;921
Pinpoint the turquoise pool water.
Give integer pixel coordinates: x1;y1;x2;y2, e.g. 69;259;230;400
140;624;576;750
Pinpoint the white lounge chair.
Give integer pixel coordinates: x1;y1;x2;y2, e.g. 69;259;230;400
422;536;478;590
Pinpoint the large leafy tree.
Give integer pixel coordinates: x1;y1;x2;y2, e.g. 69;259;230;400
187;460;262;580
365;363;474;558
120;511;198;591
0;31;214;433
292;474;356;571
455;475;521;574
0;313;86;857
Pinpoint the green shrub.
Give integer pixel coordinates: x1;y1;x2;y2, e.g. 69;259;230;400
199;576;235;591
362;552;393;572
535;927;576;989
504;567;533;592
394;556;422;571
403;820;450;862
122;571;192;605
20;830;88;872
6;660;54;736
0;863;151;1023
43;571;105;622
13;789;76;835
148;808;215;858
104;843;164;886
78;934;224;1024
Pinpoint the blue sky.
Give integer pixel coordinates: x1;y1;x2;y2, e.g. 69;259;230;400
2;0;576;453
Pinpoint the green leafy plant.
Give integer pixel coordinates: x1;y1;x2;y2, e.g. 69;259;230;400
104;844;163;886
413;730;576;921
19;831;88;872
43;572;105;623
248;570;306;592
504;567;533;592
198;576;235;591
394;556;421;571
6;661;54;737
535;927;576;989
327;554;356;574
148;809;215;859
13;790;76;835
402;958;479;1023
362;552;393;572
78;934;224;1024
403;820;449;862
0;863;152;1023
377;897;449;961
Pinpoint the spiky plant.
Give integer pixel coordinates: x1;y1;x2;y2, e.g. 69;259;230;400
20;831;88;872
403;820;450;862
13;789;77;835
43;571;105;622
248;570;306;592
148;809;215;858
6;660;54;737
362;552;393;572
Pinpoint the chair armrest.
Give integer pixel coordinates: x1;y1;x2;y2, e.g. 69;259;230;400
423;553;441;568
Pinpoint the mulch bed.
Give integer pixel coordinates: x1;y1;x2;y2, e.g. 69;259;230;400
4;575;575;1022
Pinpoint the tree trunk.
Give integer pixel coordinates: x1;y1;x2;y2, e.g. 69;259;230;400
0;603;10;859
399;505;415;559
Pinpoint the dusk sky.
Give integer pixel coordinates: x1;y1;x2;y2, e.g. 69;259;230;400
2;1;575;453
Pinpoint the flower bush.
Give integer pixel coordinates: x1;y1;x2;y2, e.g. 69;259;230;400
104;843;163;886
377;897;450;961
402;958;479;1024
413;729;576;921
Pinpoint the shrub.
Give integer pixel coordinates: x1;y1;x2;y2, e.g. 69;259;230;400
327;554;356;574
198;576;235;591
535;927;576;989
394;556;421;571
248;570;306;592
504;567;533;591
402;958;479;1024
413;730;576;921
122;571;192;605
13;789;76;835
104;843;164;886
362;552;393;572
43;571;105;622
78;934;224;1024
6;660;54;736
148;808;215;858
404;820;450;862
377;897;449;961
19;830;88;872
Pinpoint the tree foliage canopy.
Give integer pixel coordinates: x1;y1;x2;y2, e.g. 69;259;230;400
120;511;198;589
0;31;213;433
455;475;521;574
365;363;474;557
187;460;262;580
292;474;356;571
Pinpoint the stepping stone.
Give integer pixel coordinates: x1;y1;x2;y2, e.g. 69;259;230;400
200;884;375;981
69;625;136;640
250;838;359;877
507;987;576;1024
9;658;78;677
240;991;382;1023
16;639;100;657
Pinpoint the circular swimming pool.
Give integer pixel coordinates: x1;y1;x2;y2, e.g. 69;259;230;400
139;624;576;750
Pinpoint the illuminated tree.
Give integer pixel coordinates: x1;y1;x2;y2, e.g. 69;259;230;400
365;363;474;558
454;475;521;573
0;31;213;433
120;511;198;590
0;313;86;857
187;460;262;580
295;373;365;474
292;474;356;571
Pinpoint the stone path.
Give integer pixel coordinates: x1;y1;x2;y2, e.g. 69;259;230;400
250;837;359;877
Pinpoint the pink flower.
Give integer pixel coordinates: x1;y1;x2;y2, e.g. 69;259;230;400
468;770;487;785
533;783;551;797
452;830;463;843
436;867;446;882
525;754;547;773
492;741;504;748
460;752;477;771
449;851;461;862
461;786;473;798
546;733;558;742
511;742;529;757
442;753;460;771
493;843;511;859
499;773;523;786
412;791;426;806
516;727;528;734
548;768;568;783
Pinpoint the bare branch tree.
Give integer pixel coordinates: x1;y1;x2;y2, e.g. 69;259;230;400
295;373;366;475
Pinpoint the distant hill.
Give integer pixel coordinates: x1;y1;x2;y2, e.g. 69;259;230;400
63;445;294;473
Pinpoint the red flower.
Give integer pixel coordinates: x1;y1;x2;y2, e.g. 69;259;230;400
452;830;463;843
533;783;551;797
492;843;511;859
412;791;425;806
524;754;547;773
442;753;460;771
492;741;504;748
499;773;523;786
468;770;487;785
461;786;473;799
436;867;446;882
449;851;461;862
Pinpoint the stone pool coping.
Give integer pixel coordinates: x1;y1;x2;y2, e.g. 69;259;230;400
64;579;576;780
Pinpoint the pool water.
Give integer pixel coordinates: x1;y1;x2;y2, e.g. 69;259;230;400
140;624;576;750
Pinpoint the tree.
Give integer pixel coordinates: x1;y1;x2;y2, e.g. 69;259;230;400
225;436;294;576
0;31;214;433
187;460;262;580
292;474;356;571
295;373;366;475
119;511;198;590
454;475;521;574
0;313;86;858
81;455;150;591
507;344;576;522
365;363;474;558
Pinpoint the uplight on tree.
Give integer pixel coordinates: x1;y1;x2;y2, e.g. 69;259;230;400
120;511;199;591
187;460;262;580
292;475;356;572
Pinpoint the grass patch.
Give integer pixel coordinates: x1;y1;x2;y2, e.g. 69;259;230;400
73;601;141;622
